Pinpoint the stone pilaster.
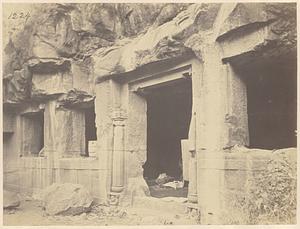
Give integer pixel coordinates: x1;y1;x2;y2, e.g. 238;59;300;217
95;80;114;203
55;106;85;158
111;111;126;193
95;79;127;204
224;64;249;147
188;113;198;204
44;102;86;183
43;101;56;185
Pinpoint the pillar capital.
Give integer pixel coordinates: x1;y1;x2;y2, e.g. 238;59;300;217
112;109;127;121
113;119;125;127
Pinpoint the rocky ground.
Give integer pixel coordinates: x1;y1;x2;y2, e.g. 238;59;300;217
3;198;198;226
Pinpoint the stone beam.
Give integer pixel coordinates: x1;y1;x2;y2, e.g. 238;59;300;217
217;3;296;66
129;65;191;93
28;58;71;74
219;26;270;61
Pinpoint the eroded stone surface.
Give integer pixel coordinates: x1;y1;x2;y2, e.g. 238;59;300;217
2;3;297;225
3;190;20;209
37;183;93;216
3;3;296;104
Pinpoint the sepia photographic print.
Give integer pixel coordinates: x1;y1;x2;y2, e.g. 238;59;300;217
1;1;298;226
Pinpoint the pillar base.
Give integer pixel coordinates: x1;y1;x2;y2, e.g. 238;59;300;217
111;186;124;193
188;194;198;203
186;203;201;223
108;192;121;206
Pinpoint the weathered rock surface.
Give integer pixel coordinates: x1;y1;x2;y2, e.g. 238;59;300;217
3;66;32;104
126;177;150;197
56;89;95;108
223;146;297;224
122;177;150;207
3;190;20;209
36;183;94;216
3;3;296;104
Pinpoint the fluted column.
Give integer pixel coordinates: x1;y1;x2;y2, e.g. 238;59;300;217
111;113;126;193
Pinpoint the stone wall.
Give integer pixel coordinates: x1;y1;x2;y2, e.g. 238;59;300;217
3;3;296;105
18;157;102;199
197;146;297;224
3;100;103;201
3;108;20;192
2;3;297;224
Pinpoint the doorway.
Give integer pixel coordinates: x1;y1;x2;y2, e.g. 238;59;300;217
21;111;44;157
142;79;192;198
238;57;297;149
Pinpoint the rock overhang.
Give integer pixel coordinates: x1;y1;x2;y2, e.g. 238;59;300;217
2;3;297;104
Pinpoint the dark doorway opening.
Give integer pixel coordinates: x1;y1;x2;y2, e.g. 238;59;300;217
242;58;297;149
22;111;44;156
143;79;192;197
84;104;97;156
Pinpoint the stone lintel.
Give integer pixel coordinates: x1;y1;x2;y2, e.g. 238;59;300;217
95;55;194;85
17;102;45;115
28;58;71;74
219;26;270;62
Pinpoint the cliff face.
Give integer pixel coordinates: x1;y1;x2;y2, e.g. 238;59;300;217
3;3;296;104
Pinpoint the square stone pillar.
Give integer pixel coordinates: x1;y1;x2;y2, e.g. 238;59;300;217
186;58;203;211
193;45;249;224
44;101;85;183
95;80;114;203
95;79;127;204
122;89;148;205
126;90;147;179
43;101;57;185
55;107;85;158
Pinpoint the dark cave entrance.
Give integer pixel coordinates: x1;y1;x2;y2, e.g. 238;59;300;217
240;57;297;150
84;103;97;157
142;79;192;197
21;111;44;156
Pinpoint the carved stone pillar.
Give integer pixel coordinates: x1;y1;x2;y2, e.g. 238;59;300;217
188;112;198;203
111;111;126;193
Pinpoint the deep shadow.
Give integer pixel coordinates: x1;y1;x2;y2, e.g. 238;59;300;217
243;58;297;149
143;79;192;180
85;104;97;156
22;111;44;156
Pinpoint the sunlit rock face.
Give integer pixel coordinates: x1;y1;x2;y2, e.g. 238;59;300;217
2;3;296;104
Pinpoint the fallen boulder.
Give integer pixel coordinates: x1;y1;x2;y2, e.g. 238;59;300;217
37;183;93;216
3;190;20;209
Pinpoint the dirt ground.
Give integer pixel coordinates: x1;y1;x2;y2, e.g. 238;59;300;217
3;198;198;226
